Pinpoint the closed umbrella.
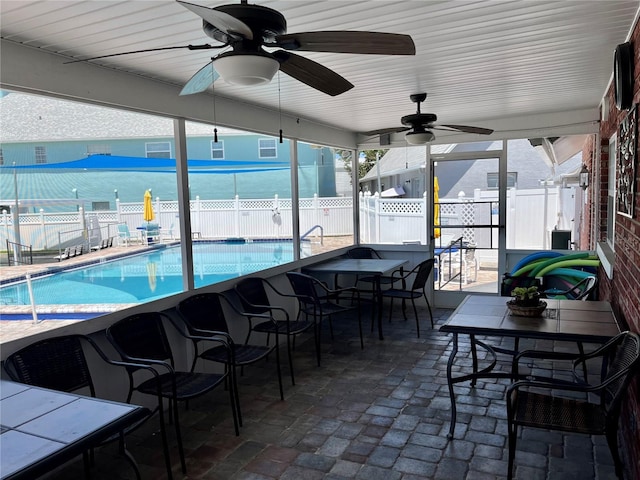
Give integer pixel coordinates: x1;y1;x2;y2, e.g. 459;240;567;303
434;177;441;239
143;190;155;223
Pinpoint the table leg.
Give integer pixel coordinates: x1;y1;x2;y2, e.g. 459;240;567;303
446;333;459;439
470;334;478;387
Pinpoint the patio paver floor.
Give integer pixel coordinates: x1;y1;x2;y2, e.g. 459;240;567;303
28;304;617;480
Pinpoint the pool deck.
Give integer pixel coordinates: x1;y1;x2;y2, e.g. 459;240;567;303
0;244;154;343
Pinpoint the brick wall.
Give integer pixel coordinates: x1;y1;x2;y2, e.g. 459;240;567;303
599;20;640;480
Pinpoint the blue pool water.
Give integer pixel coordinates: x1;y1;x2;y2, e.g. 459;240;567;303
0;241;294;307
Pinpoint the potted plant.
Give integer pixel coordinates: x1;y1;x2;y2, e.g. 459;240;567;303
510;286;541;308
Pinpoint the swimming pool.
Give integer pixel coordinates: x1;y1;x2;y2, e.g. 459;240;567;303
0;241;295;309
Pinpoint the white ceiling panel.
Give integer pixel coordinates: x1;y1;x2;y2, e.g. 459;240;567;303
1;0;638;145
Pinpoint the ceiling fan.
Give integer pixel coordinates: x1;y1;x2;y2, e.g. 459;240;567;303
363;93;494;144
67;0;416;97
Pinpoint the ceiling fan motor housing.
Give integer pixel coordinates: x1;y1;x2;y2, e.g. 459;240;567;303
203;4;287;45
401;113;437;128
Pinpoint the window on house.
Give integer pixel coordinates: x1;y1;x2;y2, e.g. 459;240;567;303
211;140;224;159
146;142;171;158
259;138;277;158
487;172;517;189
607;135;616;248
35;146;47;164
87;144;112;156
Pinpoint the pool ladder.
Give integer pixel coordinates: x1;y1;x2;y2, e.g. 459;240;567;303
301;225;324;245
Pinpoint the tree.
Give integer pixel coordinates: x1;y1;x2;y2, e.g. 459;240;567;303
336;149;387;183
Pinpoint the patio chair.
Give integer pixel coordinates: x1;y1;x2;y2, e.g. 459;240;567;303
3;334;170;480
145;223;160;245
91;238;108;251
106;312;239;476
380;258;435;337
286;271;363;367
334;246;382;289
507;331;640;480
542;274;599;378
117;224;136;246
542;275;598;300
234;277;315;386
350;246;407;297
53;246;71;261
176;292;284;425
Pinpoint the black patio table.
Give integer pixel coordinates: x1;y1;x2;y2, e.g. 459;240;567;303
0;379;150;480
303;257;408;340
439;295;621;438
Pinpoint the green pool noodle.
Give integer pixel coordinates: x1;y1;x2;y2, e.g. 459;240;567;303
528;252;591;277
536;260;600;278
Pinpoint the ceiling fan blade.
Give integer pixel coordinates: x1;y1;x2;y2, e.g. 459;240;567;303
362;126;410;136
435;124;494;135
272;51;353;96
176;0;253;40
63;44;219;64
180;61;220;96
274;31;415;55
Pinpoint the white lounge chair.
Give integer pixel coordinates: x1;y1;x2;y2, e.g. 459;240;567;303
53;247;71;261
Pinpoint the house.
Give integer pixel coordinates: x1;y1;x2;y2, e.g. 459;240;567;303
0;92;346;207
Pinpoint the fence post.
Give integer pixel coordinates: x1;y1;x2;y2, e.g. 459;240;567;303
3;210;9;246
423;191;428;244
374;193;381;243
234;195;240;238
115;198;121;223
40;209;46;249
194;195;202;237
313;194;319;230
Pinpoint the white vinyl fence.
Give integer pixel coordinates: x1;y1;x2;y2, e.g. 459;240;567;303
1;194;354;252
1;186;577;255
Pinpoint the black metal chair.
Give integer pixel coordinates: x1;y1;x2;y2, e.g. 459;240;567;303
380;258;435;337
234;276;315;386
334;246;381;289
542;275;598;300
286;271;363;367
106;312;240;476
3;334;169;480
176;291;284;425
507;331;640;480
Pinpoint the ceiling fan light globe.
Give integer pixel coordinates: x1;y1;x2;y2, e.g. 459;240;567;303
405;130;434;145
214;55;280;86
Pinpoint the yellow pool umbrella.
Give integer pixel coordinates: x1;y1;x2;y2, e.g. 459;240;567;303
143;189;155;223
434;176;441;239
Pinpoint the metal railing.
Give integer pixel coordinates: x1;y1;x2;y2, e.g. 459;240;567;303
6;240;33;266
435;236;464;290
301;225;324;245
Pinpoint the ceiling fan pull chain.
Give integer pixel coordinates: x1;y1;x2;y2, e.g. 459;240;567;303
278;72;283;143
213;64;218;143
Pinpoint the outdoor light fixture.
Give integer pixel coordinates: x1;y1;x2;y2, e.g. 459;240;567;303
214;53;280;86
579;164;590;190
405;130;435;145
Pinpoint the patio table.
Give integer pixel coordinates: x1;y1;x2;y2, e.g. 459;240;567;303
439;295;621;438
304;257;408;340
0;379;150;480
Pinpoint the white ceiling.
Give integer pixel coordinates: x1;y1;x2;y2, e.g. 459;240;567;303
1;1;638;146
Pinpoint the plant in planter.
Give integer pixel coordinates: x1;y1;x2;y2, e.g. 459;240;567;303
510;286;541;307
